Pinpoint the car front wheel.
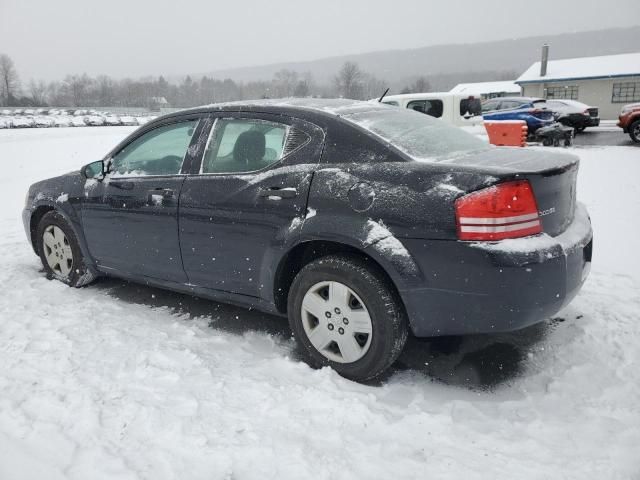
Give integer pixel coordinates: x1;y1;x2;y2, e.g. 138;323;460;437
37;210;96;287
629;120;640;143
288;254;408;382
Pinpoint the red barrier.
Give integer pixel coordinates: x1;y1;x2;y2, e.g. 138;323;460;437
484;120;528;147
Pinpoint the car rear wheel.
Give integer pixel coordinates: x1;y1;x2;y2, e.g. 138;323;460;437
288;254;408;382
574;126;586;134
37;211;96;287
629;120;640;143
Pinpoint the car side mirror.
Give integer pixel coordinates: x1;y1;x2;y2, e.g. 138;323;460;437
81;160;105;180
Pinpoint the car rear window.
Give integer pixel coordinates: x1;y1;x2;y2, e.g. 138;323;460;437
532;100;552;110
343;108;489;161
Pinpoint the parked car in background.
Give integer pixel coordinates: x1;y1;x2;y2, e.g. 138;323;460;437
22;99;592;382
119;115;138;126
545;99;599;133
1;109;11;115
481;97;554;133
85;115;105;126
53;116;73;128
71;116;87;127
381;92;484;127
104;115;122;126
617;103;640;143
11;117;36;128
34;116;56;128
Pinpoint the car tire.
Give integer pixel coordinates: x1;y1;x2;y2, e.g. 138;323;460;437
288;254;408;382
36;210;96;287
575;126;586;134
629;120;640;143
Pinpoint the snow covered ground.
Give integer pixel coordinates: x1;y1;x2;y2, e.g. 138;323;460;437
0;127;639;480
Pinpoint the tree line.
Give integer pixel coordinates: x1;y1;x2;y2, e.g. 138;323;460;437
0;53;435;108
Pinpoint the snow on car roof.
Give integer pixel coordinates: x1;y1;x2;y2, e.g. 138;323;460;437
516;52;640;83
202;97;386;113
449;81;521;95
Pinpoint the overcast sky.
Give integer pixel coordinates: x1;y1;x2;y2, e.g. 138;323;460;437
1;0;638;81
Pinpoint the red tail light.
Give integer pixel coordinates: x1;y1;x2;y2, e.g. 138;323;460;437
455;180;542;241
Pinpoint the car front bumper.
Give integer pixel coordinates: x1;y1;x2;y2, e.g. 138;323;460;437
22;208;33;248
399;203;593;337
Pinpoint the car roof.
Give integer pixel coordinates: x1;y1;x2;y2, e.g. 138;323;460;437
161;98;395;123
381;92;455;101
484;96;544;103
546;99;589;107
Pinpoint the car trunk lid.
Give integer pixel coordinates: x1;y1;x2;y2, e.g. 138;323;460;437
442;148;579;237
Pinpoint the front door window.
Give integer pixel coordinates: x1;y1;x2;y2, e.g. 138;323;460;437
110;120;198;176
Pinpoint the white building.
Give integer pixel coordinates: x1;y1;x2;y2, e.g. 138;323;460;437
449;81;521;99
516;51;640;120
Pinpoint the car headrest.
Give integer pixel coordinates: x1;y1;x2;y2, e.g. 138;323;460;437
233;130;266;165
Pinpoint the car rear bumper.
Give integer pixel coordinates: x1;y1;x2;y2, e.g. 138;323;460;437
559;114;599;129
586;116;600;127
399;203;592;337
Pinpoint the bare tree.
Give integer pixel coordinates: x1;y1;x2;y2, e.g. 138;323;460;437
293;79;310;97
0;54;20;105
96;75;116;106
400;76;432;94
272;69;299;97
63;74;92;107
334;61;364;99
29;79;48;106
362;73;387;100
413;76;431;92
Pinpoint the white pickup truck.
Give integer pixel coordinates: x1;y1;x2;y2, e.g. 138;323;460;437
380;92;484;127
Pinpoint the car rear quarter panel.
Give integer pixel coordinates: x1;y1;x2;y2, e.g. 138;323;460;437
301;161;500;292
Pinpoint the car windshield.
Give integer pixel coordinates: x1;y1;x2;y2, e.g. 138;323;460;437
343;107;489;161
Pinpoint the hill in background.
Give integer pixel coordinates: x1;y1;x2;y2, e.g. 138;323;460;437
200;26;640;91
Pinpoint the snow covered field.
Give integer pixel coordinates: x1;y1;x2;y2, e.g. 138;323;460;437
1;127;639;479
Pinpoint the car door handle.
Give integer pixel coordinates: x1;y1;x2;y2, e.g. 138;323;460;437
259;187;298;199
155;188;175;198
147;188;175;204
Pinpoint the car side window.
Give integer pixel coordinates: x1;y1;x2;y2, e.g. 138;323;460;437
201;118;290;174
110;120;198;176
498;101;521;110
460;97;481;117
481;100;499;112
407;100;444;118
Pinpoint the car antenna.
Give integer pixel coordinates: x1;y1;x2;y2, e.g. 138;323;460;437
378;87;390;103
